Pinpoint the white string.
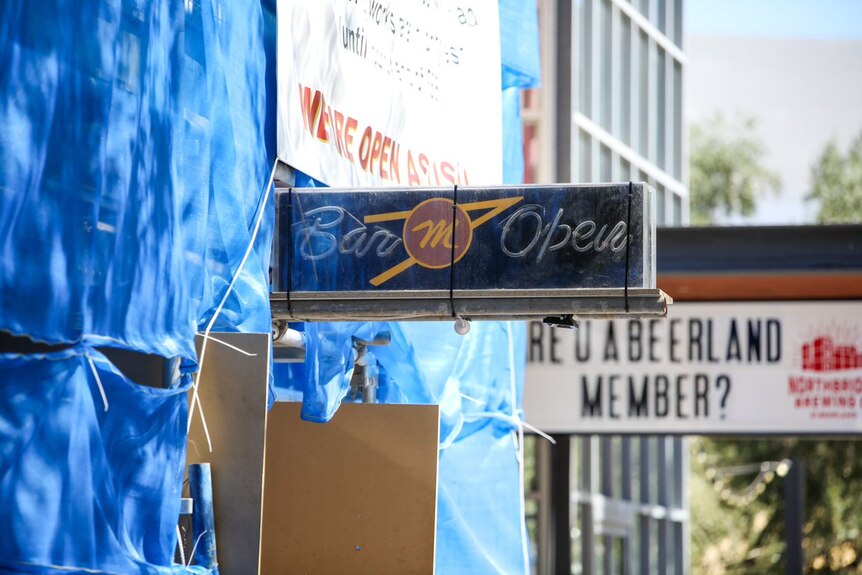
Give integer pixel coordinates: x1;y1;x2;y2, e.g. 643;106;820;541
87;357;109;412
187;529;209;566
176;525;187;566
459;392;485;405
461;411;557;445
521;420;557;445
187;159;279;453
194;332;259;356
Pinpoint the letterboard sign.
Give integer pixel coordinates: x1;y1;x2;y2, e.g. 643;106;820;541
271;183;667;321
524;302;862;434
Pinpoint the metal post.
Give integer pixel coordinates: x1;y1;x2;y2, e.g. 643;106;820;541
349;332;390;403
538;439;554;575
639;437;650;574
657;436;669;575
785;460;804;575
621;438;633;575
175;498;194;565
581;437;596;575
189;463;219;572
601;437;613;575
551;435;572;575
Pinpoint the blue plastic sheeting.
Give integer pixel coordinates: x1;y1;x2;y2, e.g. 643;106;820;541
437;419;528;574
179;0;274;340
0;0;274;362
499;0;542;89
273;320;531;572
381;323;529;574
374;323;526;447
0;349;207;575
502;86;527;189
500;0;539;185
1;0;540;573
1;0;275;573
298;321;387;423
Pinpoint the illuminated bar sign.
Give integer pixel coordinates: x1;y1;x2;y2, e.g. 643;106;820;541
271;183;668;322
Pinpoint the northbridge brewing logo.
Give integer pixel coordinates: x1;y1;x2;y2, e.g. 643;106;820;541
788;327;862;418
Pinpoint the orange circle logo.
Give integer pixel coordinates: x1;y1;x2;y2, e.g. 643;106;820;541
403;198;473;269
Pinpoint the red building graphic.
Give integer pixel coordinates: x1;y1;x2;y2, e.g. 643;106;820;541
802;337;862;371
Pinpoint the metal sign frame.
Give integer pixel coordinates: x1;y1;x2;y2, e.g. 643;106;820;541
270;182;669;322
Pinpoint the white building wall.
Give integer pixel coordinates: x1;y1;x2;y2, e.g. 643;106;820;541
687;36;862;224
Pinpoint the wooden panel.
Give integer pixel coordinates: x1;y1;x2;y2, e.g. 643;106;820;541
261;402;440;575
188;333;271;574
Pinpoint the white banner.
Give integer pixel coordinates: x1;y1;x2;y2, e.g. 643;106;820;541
277;0;502;187
524;302;862;434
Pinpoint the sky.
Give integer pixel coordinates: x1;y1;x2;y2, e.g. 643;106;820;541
684;0;862;224
687;0;862;41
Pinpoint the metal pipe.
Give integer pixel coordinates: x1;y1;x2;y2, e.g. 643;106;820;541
189;463;219;572
272;321;306;348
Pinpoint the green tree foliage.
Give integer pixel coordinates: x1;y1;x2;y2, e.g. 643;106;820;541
689;115;781;225
808;132;862;223
692;437;862;574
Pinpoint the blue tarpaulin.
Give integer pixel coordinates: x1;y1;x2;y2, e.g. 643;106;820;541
1;0;273;572
0;348;207;575
274;2;542;571
0;0;541;572
0;0;274;361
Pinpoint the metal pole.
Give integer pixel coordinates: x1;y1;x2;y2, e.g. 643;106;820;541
189;463;220;573
551;435;572;575
785;459;804;575
639;437;650;575
581;437;595;575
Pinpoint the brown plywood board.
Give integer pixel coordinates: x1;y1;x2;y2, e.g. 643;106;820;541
188;332;271;575
261;402;440;575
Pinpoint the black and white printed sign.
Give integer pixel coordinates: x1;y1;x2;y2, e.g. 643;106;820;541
277;0;502;187
524;302;862;434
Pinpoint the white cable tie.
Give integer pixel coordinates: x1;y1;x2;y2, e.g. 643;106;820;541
459;392;485;405
188;159;278;453
187;529;208;566
195;392;213;454
87;357;109;412
194;333;258;356
188;351;213;453
519;420;557;445
460;411;556;445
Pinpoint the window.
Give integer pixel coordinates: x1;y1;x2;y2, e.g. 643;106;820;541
579;0;593;117
653;182;665;225
638;31;649;158
619;159;632;181
579;130;592;182
656;0;667;36
600;145;612;182
672;192;682;225
620;15;632;145
600;0;613;131
673;61;683;179
656;49;666;170
673;0;683;47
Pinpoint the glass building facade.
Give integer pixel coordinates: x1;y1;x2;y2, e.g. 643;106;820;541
522;1;689;573
523;0;687;225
